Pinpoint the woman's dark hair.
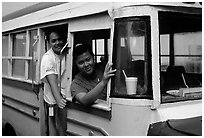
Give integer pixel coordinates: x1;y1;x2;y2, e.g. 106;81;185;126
73;43;94;60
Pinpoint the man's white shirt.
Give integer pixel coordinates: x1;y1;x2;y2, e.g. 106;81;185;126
40;48;68;104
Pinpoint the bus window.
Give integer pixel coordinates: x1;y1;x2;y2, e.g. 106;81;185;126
2;35;9;76
28;30;38;80
12;32;27;78
159;12;202;103
72;29;110;101
12;32;26;56
174;32;202;73
2;29;38;81
111;16;153;99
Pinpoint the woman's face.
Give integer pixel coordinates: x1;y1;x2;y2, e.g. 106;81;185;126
49;32;64;55
75;51;95;75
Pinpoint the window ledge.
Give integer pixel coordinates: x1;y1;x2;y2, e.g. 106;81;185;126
92;99;111;111
66;97;111;120
111;97;153;106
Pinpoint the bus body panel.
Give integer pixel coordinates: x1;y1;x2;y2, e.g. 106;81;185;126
2;80;40;135
67;99;202;136
2;106;40;136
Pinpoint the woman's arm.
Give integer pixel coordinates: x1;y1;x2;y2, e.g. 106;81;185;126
75;63;116;105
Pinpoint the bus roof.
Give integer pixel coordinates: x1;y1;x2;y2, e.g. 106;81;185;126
2;2;202;33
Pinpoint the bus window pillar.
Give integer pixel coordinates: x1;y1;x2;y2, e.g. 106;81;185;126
150;12;161;110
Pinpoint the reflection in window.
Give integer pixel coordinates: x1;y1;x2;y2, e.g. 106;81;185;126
112;17;152;97
13;32;26;56
12;59;25;78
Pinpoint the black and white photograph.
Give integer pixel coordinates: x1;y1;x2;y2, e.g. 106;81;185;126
1;1;202;136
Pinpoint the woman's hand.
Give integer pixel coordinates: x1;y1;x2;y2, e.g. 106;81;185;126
102;63;117;85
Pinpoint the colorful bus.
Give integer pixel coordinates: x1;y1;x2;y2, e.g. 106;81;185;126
2;2;202;136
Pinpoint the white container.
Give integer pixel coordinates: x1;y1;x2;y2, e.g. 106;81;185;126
125;77;138;95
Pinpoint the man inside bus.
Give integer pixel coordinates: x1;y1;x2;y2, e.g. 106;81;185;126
40;27;67;135
71;43;116;106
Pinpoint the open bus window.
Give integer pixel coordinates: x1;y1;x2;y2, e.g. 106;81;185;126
159;12;202;103
111;17;153;99
72;29;110;103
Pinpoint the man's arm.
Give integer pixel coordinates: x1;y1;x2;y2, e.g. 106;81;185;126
46;74;66;109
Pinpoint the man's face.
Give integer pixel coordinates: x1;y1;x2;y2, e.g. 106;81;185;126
75;51;95;75
49;32;64;55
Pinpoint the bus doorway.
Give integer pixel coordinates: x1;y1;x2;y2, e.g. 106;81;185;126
39;24;68;135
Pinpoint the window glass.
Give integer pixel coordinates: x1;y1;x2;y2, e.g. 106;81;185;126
160;34;170;71
161;57;169;71
2;59;8;76
29;30;38;57
112;17;152;98
12;32;26;56
160;34;169;55
174;32;202;73
28;60;36;80
96;39;104;55
159;12;202;103
2;35;9;56
12;59;25;78
92;39;106;63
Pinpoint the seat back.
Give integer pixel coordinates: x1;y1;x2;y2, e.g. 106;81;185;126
163;66;187;90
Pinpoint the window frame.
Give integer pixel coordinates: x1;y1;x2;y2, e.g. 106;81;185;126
2;29;39;83
158;12;202;103
111;16;153;99
70;29;112;117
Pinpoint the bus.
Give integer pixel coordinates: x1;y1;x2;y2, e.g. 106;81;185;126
2;2;202;136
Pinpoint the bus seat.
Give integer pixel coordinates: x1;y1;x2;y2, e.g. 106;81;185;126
163;65;187;91
167;65;186;74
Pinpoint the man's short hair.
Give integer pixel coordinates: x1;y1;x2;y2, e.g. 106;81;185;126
45;26;66;42
73;43;94;60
